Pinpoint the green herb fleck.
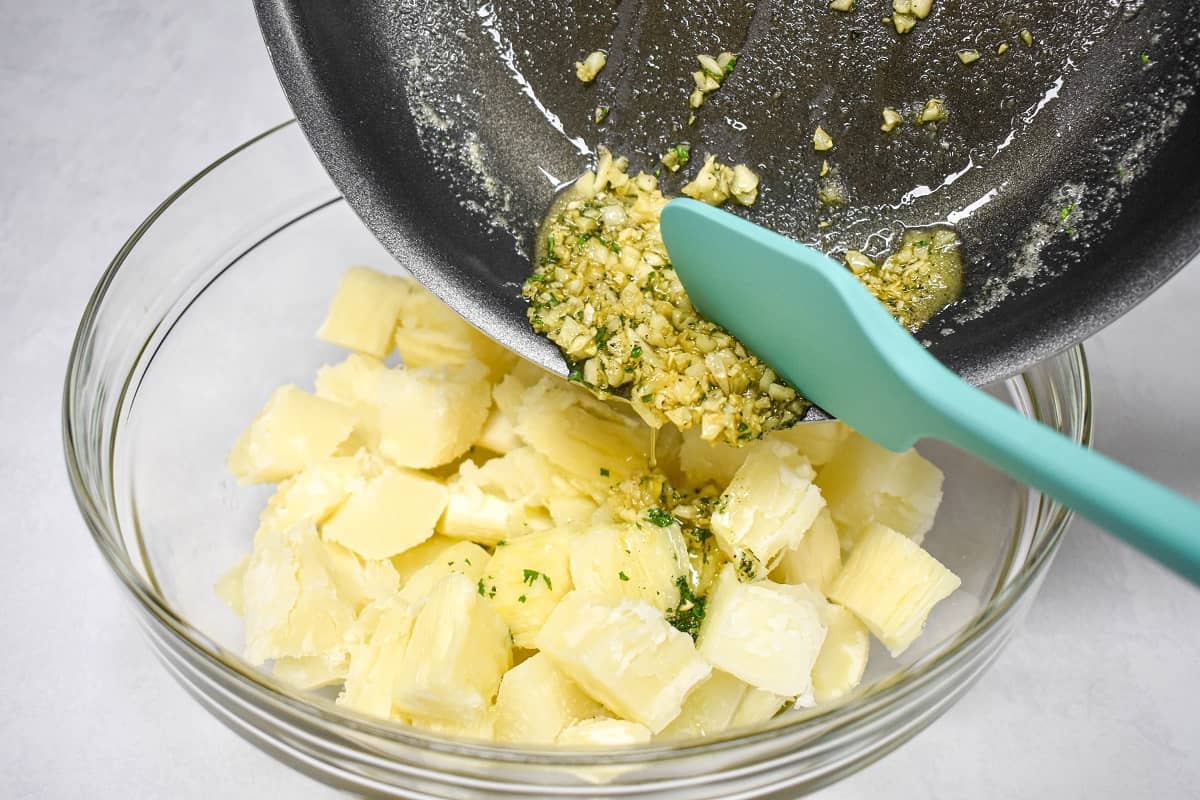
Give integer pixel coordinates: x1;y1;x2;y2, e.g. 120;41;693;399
522;569;540;586
1059;203;1075;221
646;507;674;527
674;144;691;165
630;345;643;358
724;55;739;74
1140;52;1150;65
600;467;610;477
477;578;486;596
666;576;707;639
618;571;630;582
518;594;527;603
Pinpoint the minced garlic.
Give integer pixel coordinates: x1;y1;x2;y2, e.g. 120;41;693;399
576;51;607;83
881;108;904;132
689;52;738;109
523;149;803;445
813;126;834;151
845;229;962;330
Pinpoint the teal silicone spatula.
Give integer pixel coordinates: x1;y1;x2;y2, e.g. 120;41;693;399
660;198;1200;586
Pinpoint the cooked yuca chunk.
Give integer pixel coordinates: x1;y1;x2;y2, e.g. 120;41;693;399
710;439;826;569
241;523;358;664
557;718;653;747
770;508;843;594
439;448;549;543
537;591;711;733
568;523;690;613
388;534;459;582
378;360;492;469
314;353;388;450
272;654;348;690
493;653;605;744
257;450;376;535
817;433;944;548
338;596;419;717
321;467;447;559
392;573;512;721
480;529;572;647
516;377;650;492
771;421;850;466
828;523;960;656
393;279;516;379
696;565;828;699
318;266;411;358
657;669;786;740
320;539;400;612
228;385;357;484
810;603;870;704
396;540;490;606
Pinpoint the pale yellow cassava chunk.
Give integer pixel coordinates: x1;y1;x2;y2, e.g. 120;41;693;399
227;385;356;484
557;718;652;747
322;468;447;560
817;433;944;548
393;279;516;379
440;447;598;543
537;592;711;733
378;360;492;469
318;266;411;358
389;534;459;582
811;603;870;704
770;508;843;594
516;377;650;494
828;523;960;657
710;439;826;569
678;428;751;488
215;555;249;615
257;450;376;535
314;354;388;450
319;539;400;612
494;653;605;744
405;709;498;740
240;524;357;665
480;529;572;648
273;653;348;690
770;421;849;466
475;371;534;454
657;670;785;740
397;540;490;606
568;522;689;613
393;573;513;721
696;566;828;700
338;596;419;718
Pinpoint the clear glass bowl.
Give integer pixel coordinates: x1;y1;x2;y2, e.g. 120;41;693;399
64;121;1089;798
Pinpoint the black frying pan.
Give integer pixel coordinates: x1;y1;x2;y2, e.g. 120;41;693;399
254;0;1200;393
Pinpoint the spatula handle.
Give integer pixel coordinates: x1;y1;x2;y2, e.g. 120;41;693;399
918;375;1200;585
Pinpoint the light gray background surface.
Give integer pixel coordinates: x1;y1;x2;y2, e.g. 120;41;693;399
2;2;1197;798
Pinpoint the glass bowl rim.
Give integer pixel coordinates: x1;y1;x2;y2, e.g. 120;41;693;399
63;119;1088;767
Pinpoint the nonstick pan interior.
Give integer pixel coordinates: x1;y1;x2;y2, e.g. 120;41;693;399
257;0;1200;387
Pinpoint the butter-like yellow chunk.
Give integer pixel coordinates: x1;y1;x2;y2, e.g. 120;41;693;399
227;385;357;484
494;653;604;744
537;591;711;733
393;573;512;722
557;717;652;747
314;353;388;450
481;529;572;648
338;596;419;718
241;523;358;665
696;566;828;699
318;266;411;358
378;361;492;469
828;523;960;656
322;468;447;559
710;439;826;569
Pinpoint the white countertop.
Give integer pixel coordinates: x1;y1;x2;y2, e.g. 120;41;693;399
2;2;1197;797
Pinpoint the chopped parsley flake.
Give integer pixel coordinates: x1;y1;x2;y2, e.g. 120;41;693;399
518;594;527;603
618;571;630;582
646;507;674;527
600;467;610;477
666;576;707;639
